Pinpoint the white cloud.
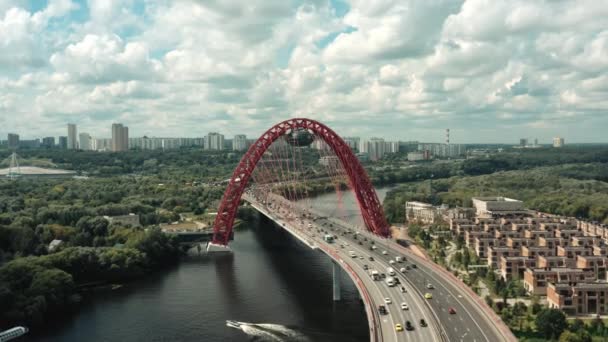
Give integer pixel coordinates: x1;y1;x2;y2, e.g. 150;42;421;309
0;0;607;143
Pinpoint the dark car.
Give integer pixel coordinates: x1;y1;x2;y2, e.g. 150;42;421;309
448;307;456;314
358;241;362;245
378;305;387;315
405;321;414;331
380;273;386;278
369;256;375;261
420;319;427;327
363;264;369;270
394;278;401;284
411;264;417;269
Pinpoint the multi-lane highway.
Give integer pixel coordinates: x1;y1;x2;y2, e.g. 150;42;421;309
245;191;442;342
243;190;516;342
315;214;516;342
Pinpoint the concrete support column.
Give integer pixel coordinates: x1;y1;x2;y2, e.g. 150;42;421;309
333;261;341;301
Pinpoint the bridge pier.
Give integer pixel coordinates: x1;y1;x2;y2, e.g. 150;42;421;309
332;260;341;301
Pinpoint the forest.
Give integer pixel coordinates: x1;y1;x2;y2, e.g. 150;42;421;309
0;149;234;327
383;162;608;224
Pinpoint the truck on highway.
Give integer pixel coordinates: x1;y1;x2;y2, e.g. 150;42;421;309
370;270;380;281
387;267;396;276
385;277;396;287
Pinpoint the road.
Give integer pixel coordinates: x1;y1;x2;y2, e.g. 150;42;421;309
315;213;515;342
243;190;516;342
245;191;442;342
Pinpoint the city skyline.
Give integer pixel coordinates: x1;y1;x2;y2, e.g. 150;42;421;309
0;1;607;143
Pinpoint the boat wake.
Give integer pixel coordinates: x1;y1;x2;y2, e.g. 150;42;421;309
226;320;313;342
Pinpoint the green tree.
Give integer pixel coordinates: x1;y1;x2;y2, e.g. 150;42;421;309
536;308;567;339
559;330;592;342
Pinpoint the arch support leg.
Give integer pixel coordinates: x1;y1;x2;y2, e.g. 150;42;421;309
333;260;341;301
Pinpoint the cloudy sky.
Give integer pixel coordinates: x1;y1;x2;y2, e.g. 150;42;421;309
1;0;607;143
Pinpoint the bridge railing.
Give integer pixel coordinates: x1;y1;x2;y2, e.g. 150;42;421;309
319;245;382;342
246;193;382;342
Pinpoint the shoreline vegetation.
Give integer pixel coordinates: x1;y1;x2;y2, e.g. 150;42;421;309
1;145;607;332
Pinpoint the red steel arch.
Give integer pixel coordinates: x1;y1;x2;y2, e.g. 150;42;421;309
212;118;390;245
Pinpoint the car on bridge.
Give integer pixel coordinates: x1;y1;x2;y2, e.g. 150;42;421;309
384;297;392;304
395;324;403;332
400;303;409;310
420;319;427;327
400;286;407;293
424;293;433;299
405;321;414;331
448;307;456;314
378;305;387;315
426;283;434;289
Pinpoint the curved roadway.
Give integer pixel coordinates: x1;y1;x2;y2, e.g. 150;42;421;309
244;190;516;342
246;192;442;342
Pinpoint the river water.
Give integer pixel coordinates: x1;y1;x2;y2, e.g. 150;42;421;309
29;188;390;342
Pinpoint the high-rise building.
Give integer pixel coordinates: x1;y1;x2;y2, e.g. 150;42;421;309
42;137;55;148
93;138;112;151
58;136;68;149
553;137;565;148
361;138;386;161
111;123;129;151
343;137;360;152
233;134;248;151
79;133;92;151
385;141;399;153
7;133;19;149
204;132;224;151
519;138;528;147
417;143;465;158
67;123;78;149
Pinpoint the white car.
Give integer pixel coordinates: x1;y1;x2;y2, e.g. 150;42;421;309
401;303;409;310
399;268;406;273
384;297;392;304
426;283;434;289
382;251;388;255
359;256;364;260
389;260;395;265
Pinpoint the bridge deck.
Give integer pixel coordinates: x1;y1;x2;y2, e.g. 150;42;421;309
241;191;516;342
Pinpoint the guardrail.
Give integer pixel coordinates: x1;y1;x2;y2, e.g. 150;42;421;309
245;194;382;342
319;245;382;342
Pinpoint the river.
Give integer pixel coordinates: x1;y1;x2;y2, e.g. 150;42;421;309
29;187;391;342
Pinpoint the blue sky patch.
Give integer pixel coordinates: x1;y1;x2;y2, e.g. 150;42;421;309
315;26;357;49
